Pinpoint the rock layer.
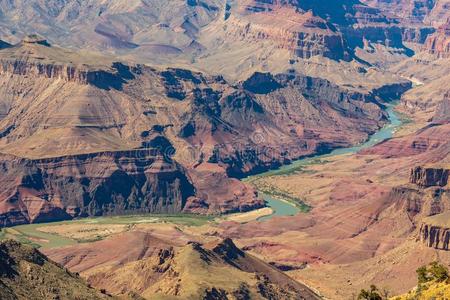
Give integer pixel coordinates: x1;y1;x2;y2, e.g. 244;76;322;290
0;40;404;225
420;222;450;250
410;166;449;187
424;18;450;57
0;149;196;226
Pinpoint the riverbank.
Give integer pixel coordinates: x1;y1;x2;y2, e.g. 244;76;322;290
248;101;405;221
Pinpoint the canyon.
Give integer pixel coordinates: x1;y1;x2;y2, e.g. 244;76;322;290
0;35;406;226
0;0;449;299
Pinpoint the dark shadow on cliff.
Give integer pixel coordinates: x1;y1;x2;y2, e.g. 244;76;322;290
90;62;136;91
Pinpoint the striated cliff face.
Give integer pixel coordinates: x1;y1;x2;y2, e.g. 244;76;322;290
401;26;436;43
414;167;450;251
231;0;412;60
361;0;437;24
360;0;442;45
387;165;450;250
419;206;450;250
410;166;449;187
0;37;138;89
419;222;450;250
0;38;409;226
0;146;263;226
0;147;194;226
423;18;450;57
224;4;349;60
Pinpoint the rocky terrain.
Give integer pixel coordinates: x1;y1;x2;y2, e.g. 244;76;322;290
362;0;450;26
0;36;407;226
44;233;319;299
0;0;432;80
424;17;450;57
0;239;111;300
1;1;450;299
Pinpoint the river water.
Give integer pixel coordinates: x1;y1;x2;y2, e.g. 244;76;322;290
253;103;403;221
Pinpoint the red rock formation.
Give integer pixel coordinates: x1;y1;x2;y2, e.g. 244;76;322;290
410;166;449;187
0;38;409;226
419;223;450;250
225;4;349;60
423;18;450;57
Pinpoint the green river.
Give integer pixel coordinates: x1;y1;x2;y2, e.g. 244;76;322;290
250;103;403;221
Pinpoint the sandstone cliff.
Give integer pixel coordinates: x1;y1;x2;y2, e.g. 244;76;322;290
0;39;404;225
223;5;349;60
0;148;198;226
424;18;450;57
410;166;449;187
361;0;437;24
389;165;450;250
419;219;450;250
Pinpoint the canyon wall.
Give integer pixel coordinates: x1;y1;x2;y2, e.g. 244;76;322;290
420;221;450;250
0;39;408;225
410;166;449;187
423;18;450;57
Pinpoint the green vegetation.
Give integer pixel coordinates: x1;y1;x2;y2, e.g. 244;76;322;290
416;262;449;284
9;223;78;249
0;227;44;249
77;213;214;227
265;163;319;177
391;262;450;299
358;285;384;300
2;213;215;249
364;262;450;299
245;158;327;182
256;185;311;212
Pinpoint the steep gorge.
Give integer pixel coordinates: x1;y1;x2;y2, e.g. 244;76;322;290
0;37;408;226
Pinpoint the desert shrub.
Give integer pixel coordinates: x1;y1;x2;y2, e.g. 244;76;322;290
416;262;449;284
358;285;383;300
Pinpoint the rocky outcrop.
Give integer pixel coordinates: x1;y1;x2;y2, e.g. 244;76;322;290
232;0;415;61
371;81;413;101
361;0;437;24
0;40;405;226
0;39;137;90
223;10;349;61
211;72;394;177
360;122;450;157
401;26;436;43
0;60;129;88
0;240;109;299
423;18;450;57
433;92;450;124
419;222;450;250
0;148;264;226
50;236;321;299
0;146;196;226
410;166;449;187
